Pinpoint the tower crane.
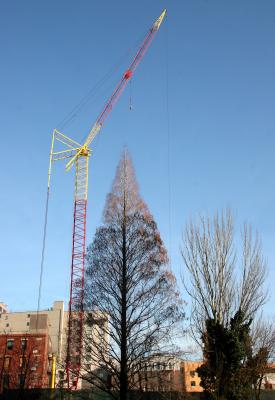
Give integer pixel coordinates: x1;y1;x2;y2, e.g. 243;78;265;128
45;9;166;389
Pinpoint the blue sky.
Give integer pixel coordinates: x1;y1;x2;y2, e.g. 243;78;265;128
0;0;274;318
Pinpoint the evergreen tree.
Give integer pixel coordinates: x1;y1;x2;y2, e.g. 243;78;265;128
197;310;252;400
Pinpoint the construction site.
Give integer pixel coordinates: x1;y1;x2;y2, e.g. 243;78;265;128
1;8;193;398
1;1;275;400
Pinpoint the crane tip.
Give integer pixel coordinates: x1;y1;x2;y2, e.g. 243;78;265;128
154;9;167;30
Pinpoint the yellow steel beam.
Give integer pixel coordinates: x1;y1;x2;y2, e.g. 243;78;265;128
50;354;56;389
54;129;82;149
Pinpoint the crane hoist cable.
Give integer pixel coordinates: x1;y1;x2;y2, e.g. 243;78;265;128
56;52;130;130
56;29;148;132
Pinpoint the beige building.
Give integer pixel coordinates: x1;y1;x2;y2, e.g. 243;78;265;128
117;357;203;393
182;361;203;392
0;301;65;364
261;364;275;390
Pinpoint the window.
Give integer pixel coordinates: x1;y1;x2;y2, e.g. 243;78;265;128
6;323;9;327
3;374;9;389
191;381;196;387
27;314;30;318
7;340;13;350
19;356;26;369
26;322;30;326
18;374;25;386
190;370;195;377
21;339;27;350
4;357;11;369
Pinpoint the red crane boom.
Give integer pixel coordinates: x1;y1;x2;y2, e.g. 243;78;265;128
44;9;166;390
65;9;167;172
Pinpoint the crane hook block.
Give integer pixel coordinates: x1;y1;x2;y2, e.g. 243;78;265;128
124;70;133;80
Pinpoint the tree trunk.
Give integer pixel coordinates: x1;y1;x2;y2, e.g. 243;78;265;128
120;199;128;400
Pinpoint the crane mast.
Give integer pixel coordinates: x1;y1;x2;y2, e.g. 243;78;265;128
46;9;166;390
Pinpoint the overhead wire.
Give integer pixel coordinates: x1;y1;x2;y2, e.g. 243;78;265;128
129;79;133;111
165;12;172;270
36;186;50;330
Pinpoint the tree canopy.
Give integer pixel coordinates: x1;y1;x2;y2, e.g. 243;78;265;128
181;210;269;400
84;150;183;399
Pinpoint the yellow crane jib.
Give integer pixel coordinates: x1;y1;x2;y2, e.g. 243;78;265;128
65;122;101;172
153;9;167;31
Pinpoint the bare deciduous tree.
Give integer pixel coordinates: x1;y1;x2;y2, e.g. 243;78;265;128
181;210;269;399
181;210;267;335
248;317;275;399
83;150;183;399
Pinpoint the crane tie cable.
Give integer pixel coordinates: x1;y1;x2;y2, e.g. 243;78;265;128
36;185;50;330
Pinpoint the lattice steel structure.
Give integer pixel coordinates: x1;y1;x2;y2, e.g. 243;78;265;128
46;9;166;390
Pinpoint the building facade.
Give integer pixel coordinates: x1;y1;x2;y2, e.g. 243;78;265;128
141;359;203;393
0;301;108;391
0;304;59;391
0;301;65;361
0;332;51;390
0;304;8;314
108;357;203;393
181;361;203;393
261;364;275;390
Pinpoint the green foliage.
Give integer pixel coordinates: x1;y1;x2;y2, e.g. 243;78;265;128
197;310;252;400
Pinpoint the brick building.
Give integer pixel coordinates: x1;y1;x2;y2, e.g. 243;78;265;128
0;332;51;390
0;301;64;390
